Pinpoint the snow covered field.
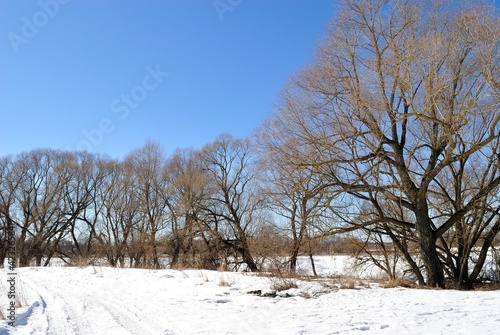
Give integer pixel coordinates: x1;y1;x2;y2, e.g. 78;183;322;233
1;257;499;335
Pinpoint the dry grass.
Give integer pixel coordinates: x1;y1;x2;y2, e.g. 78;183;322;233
472;282;500;291
257;269;317;282
75;256;89;268
218;275;235;287
58;255;90;268
327;274;371;290
339;277;356;289
382;278;416;289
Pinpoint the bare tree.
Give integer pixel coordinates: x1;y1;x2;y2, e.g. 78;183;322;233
164;148;208;268
0;156;15;266
431;139;500;287
125;141;168;268
6;150;76;266
97;160;141;267
255;125;332;273
263;0;500;287
199;133;259;271
58;153;114;266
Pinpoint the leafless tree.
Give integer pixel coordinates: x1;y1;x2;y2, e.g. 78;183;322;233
0;156;14;266
255;123;332;273
164;148;208;268
431;139;500;287
5;150;75;266
263;0;500;287
57;153;114;266
97;160;141;267
199;133;260;271
125;141;169;268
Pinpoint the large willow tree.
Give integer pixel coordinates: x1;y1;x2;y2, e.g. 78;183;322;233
261;0;500;287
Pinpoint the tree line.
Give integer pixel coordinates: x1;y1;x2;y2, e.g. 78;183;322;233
2;0;500;288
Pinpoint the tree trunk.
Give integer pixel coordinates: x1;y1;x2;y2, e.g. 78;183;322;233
469;219;500;283
108;256;116;267
386;227;425;285
309;253;317;277
457;245;473;290
289;241;300;273
418;224;444;287
241;249;258;272
118;256;125;268
237;238;258;272
170;238;182;269
289;252;298;273
414;198;445;287
150;229;160;269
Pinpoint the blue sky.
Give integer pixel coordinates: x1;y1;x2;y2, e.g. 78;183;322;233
0;0;335;158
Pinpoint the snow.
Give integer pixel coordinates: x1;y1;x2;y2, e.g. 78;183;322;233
1;257;499;335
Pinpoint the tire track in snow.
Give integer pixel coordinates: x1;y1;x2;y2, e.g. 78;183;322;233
53;283;166;335
20;277;94;335
21;271;172;335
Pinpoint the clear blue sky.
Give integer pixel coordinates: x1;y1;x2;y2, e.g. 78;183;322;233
0;0;335;158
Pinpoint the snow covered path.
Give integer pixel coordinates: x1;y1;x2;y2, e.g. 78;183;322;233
1;266;500;334
5;268;168;335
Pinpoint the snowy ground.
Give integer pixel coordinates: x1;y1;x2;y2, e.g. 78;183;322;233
1;257;499;335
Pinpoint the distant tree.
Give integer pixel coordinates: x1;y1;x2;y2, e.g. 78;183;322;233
53;152;109;266
5;150;75;266
0;156;14;266
125;141;169;269
199;133;259;271
164;148;208;268
97;160;141;267
255;122;332;273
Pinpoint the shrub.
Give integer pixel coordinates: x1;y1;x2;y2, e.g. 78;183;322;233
270;277;298;291
339;277;356;289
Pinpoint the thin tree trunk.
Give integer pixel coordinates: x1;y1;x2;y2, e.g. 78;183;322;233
309;253;317;277
289;247;299;273
470;219;500;283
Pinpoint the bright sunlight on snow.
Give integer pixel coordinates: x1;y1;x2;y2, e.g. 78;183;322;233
1;257;499;335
